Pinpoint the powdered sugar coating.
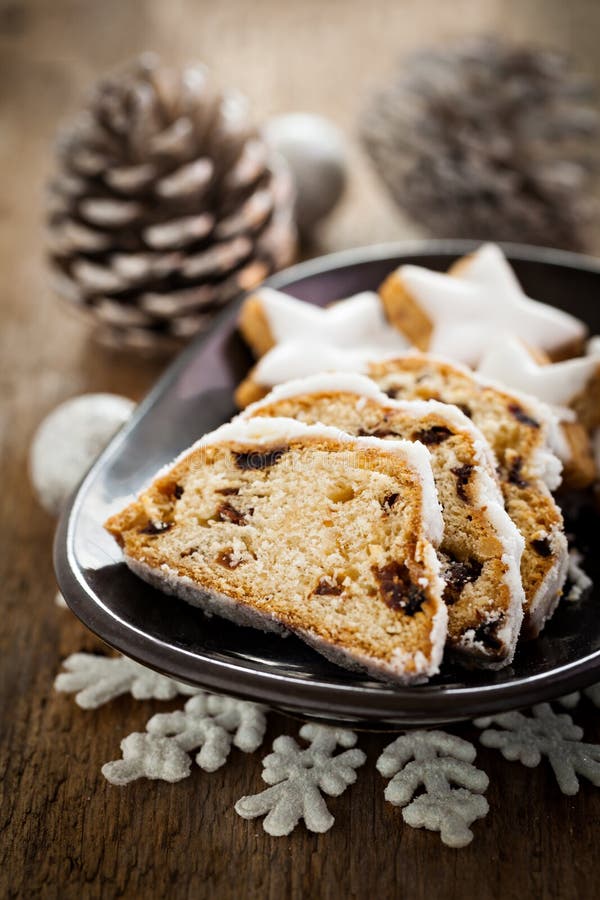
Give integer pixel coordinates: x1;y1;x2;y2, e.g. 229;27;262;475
525;525;569;633
457;467;524;665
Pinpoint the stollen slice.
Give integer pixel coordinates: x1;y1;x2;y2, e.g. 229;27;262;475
367;353;569;637
244;372;525;668
105;416;447;684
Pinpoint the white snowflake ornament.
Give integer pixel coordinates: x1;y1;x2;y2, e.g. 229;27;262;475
397;243;585;366
30;392;134;515
235;724;366;836
147;694;267;773
475;703;600;795
55;653;199;708
584;683;600;707
102;733;192;784
377;731;489;848
555;686;600;710
102;692;267;784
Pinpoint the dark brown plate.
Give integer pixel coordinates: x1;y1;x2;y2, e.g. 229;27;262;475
54;240;600;726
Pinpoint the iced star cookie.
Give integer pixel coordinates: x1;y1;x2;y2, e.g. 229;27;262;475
238;287;410;358
366;353;569;637
235;339;383;408
478;336;599;488
105;416;447;684
244;373;525;668
379;243;586;367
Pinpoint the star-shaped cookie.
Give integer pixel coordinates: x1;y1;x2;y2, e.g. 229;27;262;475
239;287;411;358
478;336;600;409
380;243;586;367
234;339;402;409
254;339;396;385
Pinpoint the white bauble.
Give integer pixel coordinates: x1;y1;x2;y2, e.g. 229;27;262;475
264;113;347;233
30;393;135;515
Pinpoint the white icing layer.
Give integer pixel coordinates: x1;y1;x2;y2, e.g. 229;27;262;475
251;371;388;403
587;336;600;357
397;243;585;367
253;340;397;386
463;467;525;665
478;336;598;407
257;287;411;352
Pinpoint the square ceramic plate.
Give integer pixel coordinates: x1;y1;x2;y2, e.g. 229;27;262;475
55;240;600;727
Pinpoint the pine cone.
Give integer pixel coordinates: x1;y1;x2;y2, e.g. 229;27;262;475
47;54;297;354
360;37;599;251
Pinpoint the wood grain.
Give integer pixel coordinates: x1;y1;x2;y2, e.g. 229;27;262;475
1;1;599;897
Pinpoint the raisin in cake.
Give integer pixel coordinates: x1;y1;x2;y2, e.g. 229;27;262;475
367;353;569;637
105;417;447;684
244;373;525;667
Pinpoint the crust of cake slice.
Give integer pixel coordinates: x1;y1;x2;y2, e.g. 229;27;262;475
366;353;568;637
244;373;525;668
105;418;447;684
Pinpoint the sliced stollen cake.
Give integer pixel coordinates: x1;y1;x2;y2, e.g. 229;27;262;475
244;373;525;668
105;417;447;684
366;353;569;637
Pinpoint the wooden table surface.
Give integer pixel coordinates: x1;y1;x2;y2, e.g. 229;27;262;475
2;1;600;897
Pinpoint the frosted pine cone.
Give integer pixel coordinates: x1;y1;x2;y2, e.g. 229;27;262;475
47;54;297;354
360;37;599;251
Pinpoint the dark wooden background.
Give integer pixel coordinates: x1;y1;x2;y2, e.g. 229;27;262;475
1;1;599;897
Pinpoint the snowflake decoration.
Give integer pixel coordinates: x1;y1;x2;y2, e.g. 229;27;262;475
475;703;600;795
557;685;600;710
55;652;200;708
54;649;600;846
103;693;267;784
376;731;489;848
235;724;366;836
584;683;600;707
